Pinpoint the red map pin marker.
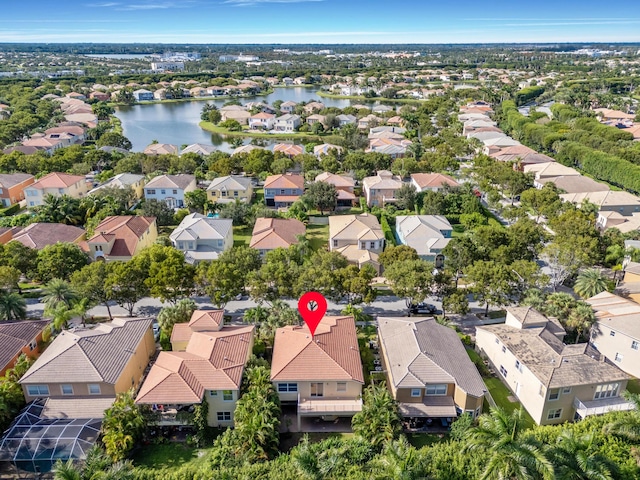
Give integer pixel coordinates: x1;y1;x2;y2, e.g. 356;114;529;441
298;291;327;337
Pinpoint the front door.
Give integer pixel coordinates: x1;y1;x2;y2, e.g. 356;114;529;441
310;383;324;397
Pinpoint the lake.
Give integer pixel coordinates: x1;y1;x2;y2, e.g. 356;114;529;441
115;87;357;153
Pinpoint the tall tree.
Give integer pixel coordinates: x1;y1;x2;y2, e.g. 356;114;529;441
41;278;78;311
303;181;337;215
104;260;149;316
0;292;26;321
101;390;147;462
352;382;402;450
465;260;514;316
70;262;114;320
36;243;88;282
464;408;554;480
384;259;434;313
574;269;612;299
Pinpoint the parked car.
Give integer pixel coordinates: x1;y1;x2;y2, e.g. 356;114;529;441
410;302;437;314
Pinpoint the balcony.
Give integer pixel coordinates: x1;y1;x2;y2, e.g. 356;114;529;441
298;396;363;416
573;396;635;419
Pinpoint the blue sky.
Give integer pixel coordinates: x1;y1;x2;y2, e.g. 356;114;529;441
1;1;640;44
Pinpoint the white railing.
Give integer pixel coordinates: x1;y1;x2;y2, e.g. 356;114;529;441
573;396;635;418
298;394;363;414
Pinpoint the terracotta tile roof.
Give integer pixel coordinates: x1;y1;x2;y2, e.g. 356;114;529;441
0;320;50;372
171;310;224;344
30;172;85;190
272;144;304;157
12;223;85;250
136;325;254;404
250;217;305;250
264;173;304;190
20;318;152;385
411;173;459;190
271;316;364;383
315;172;354;189
88;216;155;258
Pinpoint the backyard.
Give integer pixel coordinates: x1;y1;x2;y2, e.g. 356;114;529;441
306;223;329;251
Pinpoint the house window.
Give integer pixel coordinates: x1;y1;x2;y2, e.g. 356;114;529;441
222;390;233;401
499;365;508;377
160;189;166;195
96;245;103;252
495;338;499;344
610;331;616;337
547;408;562;420
595;383;620;399
147;189;156;195
27;190;36;196
280;189;285;195
217;240;223;247
27;385;49;396
209;390;217;396
61;385;73;395
277;383;298;393
501;345;506;353
234;191;238;197
548;389;560;401
425;384;447;396
615;353;623;362
188;242;194;250
310;383;324;397
88;384;101;395
333;240;338;247
360;242;366;249
217;412;231;422
173;190;177;194
221;191;227;197
410;388;421;397
29;340;37;351
562;387;572;395
58;188;64;194
369;241;375;249
632;341;639;350
337;382;347;392
515;360;523;373
539;385;544;397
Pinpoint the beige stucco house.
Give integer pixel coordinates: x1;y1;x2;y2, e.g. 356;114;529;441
136;310;254;428
476;307;632;426
89;173;146;200
362;170;404;207
271;315;364;431
24;172;89;207
328;213;384;273
378;317;486;424
19;318;155;418
86;216;157;262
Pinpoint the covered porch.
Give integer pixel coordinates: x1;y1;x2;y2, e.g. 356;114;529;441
573;396;635;419
399;397;458;431
294;396;362;431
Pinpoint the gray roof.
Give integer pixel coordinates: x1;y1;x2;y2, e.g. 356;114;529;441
477;323;629;388
207;175;252;192
0;173;34;189
378;317;486;397
20;318;152;385
145;174;195;190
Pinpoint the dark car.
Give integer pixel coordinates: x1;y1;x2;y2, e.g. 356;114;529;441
410;302;437;314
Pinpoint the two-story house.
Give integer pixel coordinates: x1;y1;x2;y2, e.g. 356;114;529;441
476;307;632;425
271;315;364;431
19;318;155;417
9;223;85;250
274;114;302;133
273;143;304;158
0;173;35;207
395;215;452;266
144;174;197;209
206;175;253;204
328;213;384;273
86;216;157;262
249;112;276;130
263;173;304;208
378;317;486;425
0;320;50;377
136;310;254;428
362;170;404;207
88;173;146;201
314;172;356;207
170;213;233;264
250;217;305;257
280;101;297;114
24;172;89;207
586;291;640;379
133;89;154;101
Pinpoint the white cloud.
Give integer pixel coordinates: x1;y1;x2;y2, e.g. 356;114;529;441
223;0;323;6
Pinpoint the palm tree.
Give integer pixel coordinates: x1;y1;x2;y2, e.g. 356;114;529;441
372;436;427;480
548;431;616;480
574;269;611;299
464;407;554;480
603;391;640;442
352;382;402;449
52;460;81;480
42;279;78;311
0;291;26;321
565;302;596;343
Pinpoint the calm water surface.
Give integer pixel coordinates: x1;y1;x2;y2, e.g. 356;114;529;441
115;87;359;152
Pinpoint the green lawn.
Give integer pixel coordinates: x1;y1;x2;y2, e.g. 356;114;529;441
132;443;209;470
451;224;466;238
484;377;536;429
306;223;329;251
253;188;264;205
233;225;253;247
406;433;446;448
